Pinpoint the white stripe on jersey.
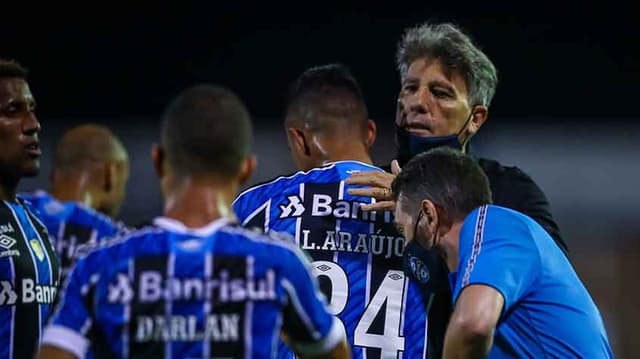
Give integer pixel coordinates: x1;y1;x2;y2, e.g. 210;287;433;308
123;258;134;358
203;253;212;359
165;253;176;359
9;255;15;359
244;256;254;359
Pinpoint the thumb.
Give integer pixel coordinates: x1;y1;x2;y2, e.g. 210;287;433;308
391;159;402;175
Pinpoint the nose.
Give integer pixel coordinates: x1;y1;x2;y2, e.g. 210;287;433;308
22;111;41;136
407;86;429;114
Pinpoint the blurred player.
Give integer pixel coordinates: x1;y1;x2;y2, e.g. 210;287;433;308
0;59;60;358
22;124;129;279
234;64;429;358
38;84;348;359
392;148;612;358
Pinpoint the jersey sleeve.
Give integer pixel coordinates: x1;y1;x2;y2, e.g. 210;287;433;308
279;245;345;356
452;206;540;318
41;250;104;358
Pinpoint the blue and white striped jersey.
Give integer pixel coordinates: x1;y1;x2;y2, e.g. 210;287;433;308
21;190;124;279
42;217;342;359
0;198;60;359
233;161;429;359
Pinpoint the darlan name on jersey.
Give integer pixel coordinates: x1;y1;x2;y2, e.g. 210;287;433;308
279;194;395;224
0;279;58;306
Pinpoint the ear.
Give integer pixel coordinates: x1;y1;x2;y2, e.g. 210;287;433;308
151;143;165;179
365;119;377;149
103;161;117;193
286;127;310;156
238;154;257;186
467;105;488;136
420;199;439;234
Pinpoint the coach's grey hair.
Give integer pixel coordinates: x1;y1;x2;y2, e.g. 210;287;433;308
397;22;498;107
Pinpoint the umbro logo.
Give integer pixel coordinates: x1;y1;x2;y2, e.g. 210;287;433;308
0;234;16;250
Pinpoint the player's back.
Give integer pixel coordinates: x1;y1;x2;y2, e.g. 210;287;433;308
234;161;429;358
457;205;613;358
44;217;341;359
21;190;122;278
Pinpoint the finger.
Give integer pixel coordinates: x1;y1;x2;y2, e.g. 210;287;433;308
391;160;401;175
347;187;391;200
360;201;396;212
345;171;395;188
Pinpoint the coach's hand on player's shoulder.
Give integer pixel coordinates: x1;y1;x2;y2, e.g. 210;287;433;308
346;160;401;212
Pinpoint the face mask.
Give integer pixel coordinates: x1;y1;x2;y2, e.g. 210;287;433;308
396;108;476;166
402;210;451;293
403;240;451;293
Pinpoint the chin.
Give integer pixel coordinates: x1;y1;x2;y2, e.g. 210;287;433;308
21;163;40;177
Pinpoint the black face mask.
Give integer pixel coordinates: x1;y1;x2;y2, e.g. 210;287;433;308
395;109;476;166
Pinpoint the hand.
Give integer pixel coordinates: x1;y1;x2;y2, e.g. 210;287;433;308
345;160;401;211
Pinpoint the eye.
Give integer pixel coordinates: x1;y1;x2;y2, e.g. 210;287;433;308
402;83;418;93
431;88;452;99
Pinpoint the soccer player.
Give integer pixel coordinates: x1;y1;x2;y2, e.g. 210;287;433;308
22;124;129;279
0;59;60;359
38;85;348;359
233;64;429;358
392;148;613;358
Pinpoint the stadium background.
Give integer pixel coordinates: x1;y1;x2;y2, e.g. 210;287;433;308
5;2;638;357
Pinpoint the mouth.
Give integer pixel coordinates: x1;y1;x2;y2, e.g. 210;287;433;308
24;142;41;157
404;126;434;136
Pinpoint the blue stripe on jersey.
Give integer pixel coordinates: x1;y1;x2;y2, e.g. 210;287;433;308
233;160;430;358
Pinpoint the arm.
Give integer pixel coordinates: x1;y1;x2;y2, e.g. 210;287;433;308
37;346;77;359
443;285;504;359
37;253;100;359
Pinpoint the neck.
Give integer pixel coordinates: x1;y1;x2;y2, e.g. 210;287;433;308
321;142;373;166
0;179;18;202
0;176;20;201
51;171;95;209
439;220;464;272
163;175;237;228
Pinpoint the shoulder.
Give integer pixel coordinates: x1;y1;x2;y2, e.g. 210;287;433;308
461;205;538;249
74;225;162;261
218;224;307;263
234;162;374;206
476;157;548;204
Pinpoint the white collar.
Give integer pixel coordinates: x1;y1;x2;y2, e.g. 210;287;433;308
152;216;232;236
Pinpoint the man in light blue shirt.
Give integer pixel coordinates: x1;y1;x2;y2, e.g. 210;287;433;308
391;147;613;358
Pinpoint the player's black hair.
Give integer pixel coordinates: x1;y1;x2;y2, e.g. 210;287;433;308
161;84;252;178
392;147;492;220
285;63;368;135
0;59;28;79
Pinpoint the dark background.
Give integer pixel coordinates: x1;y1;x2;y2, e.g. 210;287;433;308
4;1;639;357
3;1;639;122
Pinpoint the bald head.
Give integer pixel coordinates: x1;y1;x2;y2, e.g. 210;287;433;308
54;124;127;172
51;124;129;217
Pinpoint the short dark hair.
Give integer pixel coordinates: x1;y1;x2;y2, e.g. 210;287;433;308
161;84;252;177
0;59;28;79
391;147;492;220
285;63;368;135
396;22;498;107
